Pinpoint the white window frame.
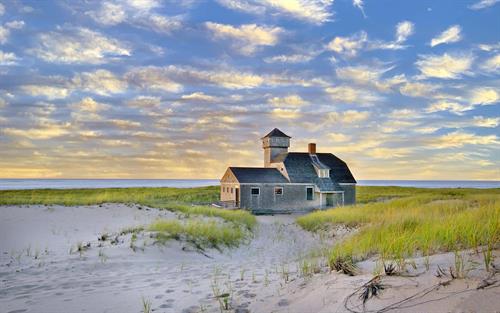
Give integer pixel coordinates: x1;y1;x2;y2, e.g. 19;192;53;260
274;186;284;196
251;187;260;196
306;186;314;201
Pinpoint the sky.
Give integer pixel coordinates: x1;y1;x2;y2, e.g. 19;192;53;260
0;0;499;180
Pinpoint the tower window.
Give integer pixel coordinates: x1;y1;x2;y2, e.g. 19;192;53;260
251;188;260;195
274;187;283;195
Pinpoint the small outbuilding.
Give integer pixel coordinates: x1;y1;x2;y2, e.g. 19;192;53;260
220;128;356;213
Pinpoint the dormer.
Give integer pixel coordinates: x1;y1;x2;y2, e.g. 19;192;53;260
308;143;330;178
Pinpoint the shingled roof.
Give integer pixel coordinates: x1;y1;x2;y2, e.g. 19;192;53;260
261;128;291;139
229;167;289;183
274;152;356;184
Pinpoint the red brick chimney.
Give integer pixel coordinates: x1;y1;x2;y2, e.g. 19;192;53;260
308;143;316;154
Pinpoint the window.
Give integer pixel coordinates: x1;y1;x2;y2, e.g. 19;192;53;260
274;187;283;195
306;187;314;200
251;188;260;195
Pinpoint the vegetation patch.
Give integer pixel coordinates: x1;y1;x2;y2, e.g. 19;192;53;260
149;219;248;250
297;187;500;272
0;186;256;230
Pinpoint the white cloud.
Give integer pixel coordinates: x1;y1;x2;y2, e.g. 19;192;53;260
395;21;414;43
125;66;183;92
0;50;18;65
399;81;440;97
3;122;70;139
134;13;182;35
415;53;473;79
181;92;217;102
72;69;127;96
126;96;162;108
335;65;405;92
5;20;25;29
271;108;300;119
473;116;500;127
469;0;499;10
72;97;109;112
205;22;282;55
470;87;499;105
325;85;381;105
328;132;351;142
87;2;126;26
268;94;307;107
430;25;462;47
30;27;130;64
0;26;9;44
480;54;500;73
429;131;498;148
216;0;334;24
264;53;315;63
0;3;4;16
110;119;141;128
327;110;370;123
327;31;367;57
352;0;366;17
21;85;70;100
425;100;472;115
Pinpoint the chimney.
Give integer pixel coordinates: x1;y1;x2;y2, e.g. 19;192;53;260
308;143;316;154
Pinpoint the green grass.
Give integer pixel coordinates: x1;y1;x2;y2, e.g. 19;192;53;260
297;187;500;270
149;219;247;249
0;186;256;230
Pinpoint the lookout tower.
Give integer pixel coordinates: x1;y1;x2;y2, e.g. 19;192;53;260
261;128;291;167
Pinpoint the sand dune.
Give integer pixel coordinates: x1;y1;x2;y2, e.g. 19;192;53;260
1;204;498;313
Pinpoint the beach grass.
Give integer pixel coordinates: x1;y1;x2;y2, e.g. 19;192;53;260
149;219;247;249
0;186;256;230
297;187;500;270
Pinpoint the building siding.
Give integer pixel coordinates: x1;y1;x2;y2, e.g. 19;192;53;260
341;184;356;205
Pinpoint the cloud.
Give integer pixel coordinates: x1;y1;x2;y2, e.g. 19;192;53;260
86;0;181;34
352;0;366;17
3;122;70;139
125;66;183;92
72;69;127;96
0;3;4;16
205;22;282;55
0;50;18;65
325;86;381;105
335;65;405;92
21;85;70;100
0;26;8;44
399;81;440;97
30;27;131;64
430;25;462;47
110;119;141;128
72;97;109;113
415;53;473;79
264;53;315;63
469;87;499;105
327;110;370;123
328;132;351;142
126;96;162;108
395;21;414;43
369;147;412;159
5;20;25;29
0;19;24;44
429;131;498;148
327;31;367;57
216;0;334;24
473;116;500;127
327;21;414;57
271;108;300;119
468;0;499;10
181;92;217;102
87;1;126;26
480;54;500;73
268;94;307;107
425;100;472;115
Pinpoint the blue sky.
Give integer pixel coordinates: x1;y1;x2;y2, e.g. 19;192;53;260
0;0;499;179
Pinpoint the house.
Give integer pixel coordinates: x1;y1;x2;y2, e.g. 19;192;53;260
220;128;356;213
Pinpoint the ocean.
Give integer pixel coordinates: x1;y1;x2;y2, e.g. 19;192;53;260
0;179;498;190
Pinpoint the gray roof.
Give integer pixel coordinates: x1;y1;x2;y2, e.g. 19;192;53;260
229;167;289;183
274;152;356;184
262;128;291;139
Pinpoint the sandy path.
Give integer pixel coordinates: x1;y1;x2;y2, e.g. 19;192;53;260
0;205;329;313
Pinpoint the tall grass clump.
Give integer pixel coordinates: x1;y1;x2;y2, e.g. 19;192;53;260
297;187;500;271
149;219;248;250
0;186;256;230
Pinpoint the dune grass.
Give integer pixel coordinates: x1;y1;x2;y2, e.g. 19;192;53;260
0;186;256;230
149;219;247;250
297;187;500;270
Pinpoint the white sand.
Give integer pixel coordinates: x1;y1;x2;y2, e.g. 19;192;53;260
1;204;498;313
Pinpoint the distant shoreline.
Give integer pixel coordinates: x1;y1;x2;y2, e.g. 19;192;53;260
0;179;499;190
